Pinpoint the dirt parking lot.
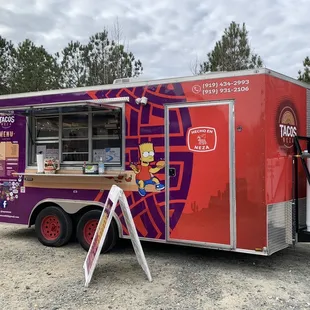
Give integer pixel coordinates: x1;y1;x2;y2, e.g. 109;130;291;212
1;223;310;310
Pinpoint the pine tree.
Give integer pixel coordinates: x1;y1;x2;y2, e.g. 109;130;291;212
199;21;263;74
0;36;15;94
56;40;87;88
298;56;310;83
58;21;143;88
12;39;61;93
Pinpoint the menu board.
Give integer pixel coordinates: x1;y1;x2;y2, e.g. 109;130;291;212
0;142;19;177
0;114;25;213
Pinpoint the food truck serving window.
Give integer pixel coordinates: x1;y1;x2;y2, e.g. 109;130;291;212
0;98;127;168
29;108;122;166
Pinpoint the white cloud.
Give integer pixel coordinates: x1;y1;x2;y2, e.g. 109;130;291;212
0;0;309;81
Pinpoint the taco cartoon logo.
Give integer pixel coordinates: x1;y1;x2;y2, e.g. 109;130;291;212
276;101;298;149
187;127;217;152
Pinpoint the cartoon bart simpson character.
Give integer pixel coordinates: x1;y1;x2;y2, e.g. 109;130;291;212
130;142;165;197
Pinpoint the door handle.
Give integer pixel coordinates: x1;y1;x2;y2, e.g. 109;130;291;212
169;168;176;177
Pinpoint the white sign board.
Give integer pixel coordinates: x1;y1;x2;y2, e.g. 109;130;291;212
118;191;152;282
83;185;152;287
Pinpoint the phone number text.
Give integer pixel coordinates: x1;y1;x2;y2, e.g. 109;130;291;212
202;86;249;95
202;79;250;89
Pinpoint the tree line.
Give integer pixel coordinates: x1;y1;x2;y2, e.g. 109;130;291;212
190;21;310;84
0;20;143;95
0;20;309;96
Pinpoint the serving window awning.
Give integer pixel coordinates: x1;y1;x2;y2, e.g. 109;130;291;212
0;97;129;117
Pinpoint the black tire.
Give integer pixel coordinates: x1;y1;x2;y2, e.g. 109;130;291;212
35;206;73;247
76;209;118;254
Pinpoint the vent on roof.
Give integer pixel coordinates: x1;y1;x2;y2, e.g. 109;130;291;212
113;78;131;84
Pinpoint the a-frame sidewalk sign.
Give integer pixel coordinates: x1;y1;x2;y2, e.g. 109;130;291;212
83;185;153;287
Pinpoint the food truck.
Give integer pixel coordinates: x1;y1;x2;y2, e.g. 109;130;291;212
0;67;310;256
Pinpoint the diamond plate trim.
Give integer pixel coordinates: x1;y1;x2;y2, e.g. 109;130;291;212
267;201;293;255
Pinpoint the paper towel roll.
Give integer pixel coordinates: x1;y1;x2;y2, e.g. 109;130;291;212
37;154;44;173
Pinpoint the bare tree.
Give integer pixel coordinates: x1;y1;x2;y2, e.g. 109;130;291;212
189;53;200;75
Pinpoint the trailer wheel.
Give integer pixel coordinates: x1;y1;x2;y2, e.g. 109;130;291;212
76;209;118;254
35;206;73;247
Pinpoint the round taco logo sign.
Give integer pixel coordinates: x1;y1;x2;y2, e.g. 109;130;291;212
276;100;298;149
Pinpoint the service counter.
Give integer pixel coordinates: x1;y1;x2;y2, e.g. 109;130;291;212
13;168;138;191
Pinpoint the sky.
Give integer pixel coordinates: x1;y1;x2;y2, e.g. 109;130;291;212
0;0;309;81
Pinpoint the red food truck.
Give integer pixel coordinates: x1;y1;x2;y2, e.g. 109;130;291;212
0;67;309;256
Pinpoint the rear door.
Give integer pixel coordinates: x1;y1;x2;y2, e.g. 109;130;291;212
165;101;235;248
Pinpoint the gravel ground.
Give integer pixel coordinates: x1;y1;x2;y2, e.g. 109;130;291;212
1;223;310;310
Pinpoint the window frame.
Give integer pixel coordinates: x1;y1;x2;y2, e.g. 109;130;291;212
26;103;126;171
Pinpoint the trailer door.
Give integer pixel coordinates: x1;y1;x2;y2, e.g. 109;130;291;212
165;101;235;248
